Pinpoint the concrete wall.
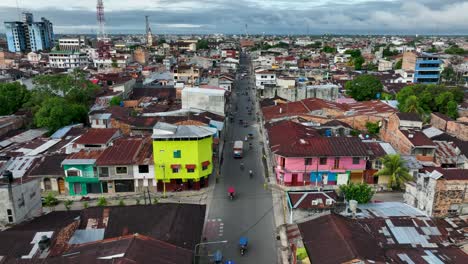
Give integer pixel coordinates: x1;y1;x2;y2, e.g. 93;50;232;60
181;90;226;116
262;85;339;102
404;174;437;216
0;179;42;225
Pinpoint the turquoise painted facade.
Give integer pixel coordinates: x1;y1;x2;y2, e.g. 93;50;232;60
64;164;103;196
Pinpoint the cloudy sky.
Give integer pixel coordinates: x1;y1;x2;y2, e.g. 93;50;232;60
1;0;468;34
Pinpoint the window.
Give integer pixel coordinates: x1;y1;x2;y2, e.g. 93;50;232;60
187;168;195;173
66;170;80;177
319;157;327;165
304;158;312;166
375;159;383;169
334;157;340;169
280;157;286;167
99;167;109;177
352;157;360;165
172;167;180;173
138;165;149;173
173;150;181;158
116;166;128;174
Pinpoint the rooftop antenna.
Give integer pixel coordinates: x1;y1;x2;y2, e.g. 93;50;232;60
145;15;153;47
96;0;106;39
15;0;21;21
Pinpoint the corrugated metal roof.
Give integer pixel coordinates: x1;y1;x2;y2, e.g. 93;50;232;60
69;229;105;244
25;139;61;156
152;122;215;139
422;127;444;139
0;129;47;147
5;156;37;178
62;159;97;165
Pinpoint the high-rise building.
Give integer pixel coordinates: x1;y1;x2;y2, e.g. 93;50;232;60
4;12;54;53
402;51;441;84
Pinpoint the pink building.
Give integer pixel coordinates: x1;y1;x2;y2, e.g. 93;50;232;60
267;121;368;186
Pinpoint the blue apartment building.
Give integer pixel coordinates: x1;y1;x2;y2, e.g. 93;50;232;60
4;12;54;53
414;53;441;84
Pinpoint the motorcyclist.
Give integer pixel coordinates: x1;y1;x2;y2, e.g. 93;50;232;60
249;170;253;177
239;237;248;255
240;162;244;170
228;186;235;200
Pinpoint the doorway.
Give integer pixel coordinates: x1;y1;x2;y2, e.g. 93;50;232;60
291;174;298;186
57;178;65;194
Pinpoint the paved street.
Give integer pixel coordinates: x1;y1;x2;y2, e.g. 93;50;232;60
200;53;277;263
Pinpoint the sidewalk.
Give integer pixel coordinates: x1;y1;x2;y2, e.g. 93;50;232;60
252;66;291;264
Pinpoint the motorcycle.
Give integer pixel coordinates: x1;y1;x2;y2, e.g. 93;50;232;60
249;170;253;178
239;237;248;256
228;187;235;200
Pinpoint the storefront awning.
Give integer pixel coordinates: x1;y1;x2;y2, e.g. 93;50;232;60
170;164;181;169
201;161;211;167
185;164;196;169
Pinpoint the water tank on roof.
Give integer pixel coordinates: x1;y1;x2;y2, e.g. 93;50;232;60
325;129;332;137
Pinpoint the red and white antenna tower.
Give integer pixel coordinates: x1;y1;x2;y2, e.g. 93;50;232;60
96;0;105;39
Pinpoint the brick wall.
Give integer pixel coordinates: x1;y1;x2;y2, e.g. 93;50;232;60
430;113;448;131
381;114;413;154
433;179;468;217
110;119;131;135
446;121;468;141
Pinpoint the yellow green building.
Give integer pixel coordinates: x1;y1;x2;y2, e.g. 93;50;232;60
152;122;215;191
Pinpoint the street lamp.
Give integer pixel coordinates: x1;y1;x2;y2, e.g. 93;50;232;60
193;240;228;264
160;164;167;198
158;150;167;199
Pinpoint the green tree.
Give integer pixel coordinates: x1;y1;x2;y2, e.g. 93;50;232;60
0;82;30;115
196;39;209;50
158;38;166;45
111;59;118;68
425;45;438;53
446;101;459;119
339;183;374;204
34;97;88;133
441;66;455;84
64;200;74;211
353;56;365;70
97;197;108;207
345;49;362;58
366;62;378;71
435;91;454;113
109;96;122;106
83;201;89;209
322;45;336;53
32;69;99;105
345;74;383;101
375;154;412;190
444;46;466;55
382;47;398;57
118;199;126;206
394;59;402;70
365;121;380;135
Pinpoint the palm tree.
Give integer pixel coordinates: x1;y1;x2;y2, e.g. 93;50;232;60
402;95;424;115
375;154;413;190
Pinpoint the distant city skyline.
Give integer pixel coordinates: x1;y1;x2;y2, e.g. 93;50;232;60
1;0;468;35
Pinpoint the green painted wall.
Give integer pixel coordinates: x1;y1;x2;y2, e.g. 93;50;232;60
63;164;96;177
152;136;213;182
64;163;98;195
